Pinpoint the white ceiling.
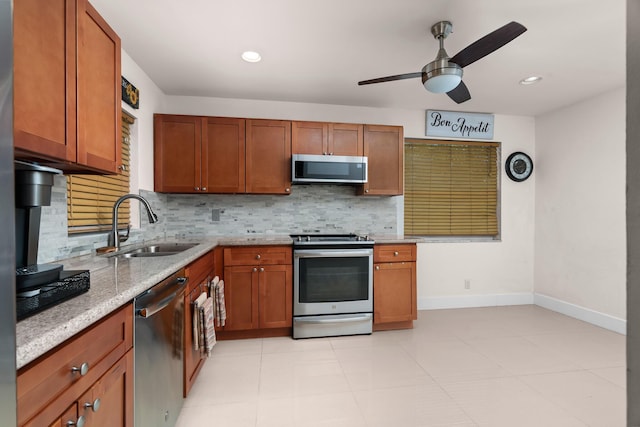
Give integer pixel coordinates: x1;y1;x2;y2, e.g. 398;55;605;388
90;0;626;117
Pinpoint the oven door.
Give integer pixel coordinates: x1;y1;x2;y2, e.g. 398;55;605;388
293;248;373;316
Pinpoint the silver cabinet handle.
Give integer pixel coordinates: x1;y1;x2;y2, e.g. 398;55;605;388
364;189;369;193
323;152;327;155
67;415;85;427
394;251;399;256
259;267;264;272
253;267;257;272
256;254;261;260
202;187;207;191
84;398;101;412
71;362;89;376
194;187;200;191
285;188;291;192
375;265;380;270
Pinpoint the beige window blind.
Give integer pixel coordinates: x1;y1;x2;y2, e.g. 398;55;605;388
67;112;133;233
404;138;499;236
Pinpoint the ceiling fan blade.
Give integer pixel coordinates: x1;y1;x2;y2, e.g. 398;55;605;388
358;72;422;85
446;81;471;104
449;21;527;68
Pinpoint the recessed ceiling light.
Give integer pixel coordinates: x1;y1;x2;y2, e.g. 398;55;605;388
520;76;542;85
241;51;262;63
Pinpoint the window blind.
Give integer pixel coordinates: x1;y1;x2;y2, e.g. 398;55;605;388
67;112;132;233
404;138;499;236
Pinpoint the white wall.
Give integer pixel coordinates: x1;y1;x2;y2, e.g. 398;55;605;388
535;88;626;321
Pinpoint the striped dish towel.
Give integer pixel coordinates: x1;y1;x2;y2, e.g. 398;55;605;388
212;276;227;327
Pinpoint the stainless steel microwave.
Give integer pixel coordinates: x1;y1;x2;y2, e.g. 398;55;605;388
292;154;368;184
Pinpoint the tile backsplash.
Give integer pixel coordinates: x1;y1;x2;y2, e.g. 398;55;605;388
37;176;401;263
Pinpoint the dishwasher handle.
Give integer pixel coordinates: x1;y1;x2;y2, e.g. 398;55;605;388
137;276;188;319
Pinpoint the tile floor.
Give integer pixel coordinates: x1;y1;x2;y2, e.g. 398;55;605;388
176;305;626;427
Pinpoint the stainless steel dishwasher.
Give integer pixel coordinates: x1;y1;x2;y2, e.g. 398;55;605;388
134;269;188;427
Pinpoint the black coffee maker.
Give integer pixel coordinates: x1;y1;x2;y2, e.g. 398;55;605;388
14;160;63;292
14;161;90;319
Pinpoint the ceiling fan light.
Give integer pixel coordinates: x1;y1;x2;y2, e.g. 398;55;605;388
425;74;462;93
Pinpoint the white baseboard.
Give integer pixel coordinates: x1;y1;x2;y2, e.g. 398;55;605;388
418;292;626;335
534;293;626;335
418;293;534;310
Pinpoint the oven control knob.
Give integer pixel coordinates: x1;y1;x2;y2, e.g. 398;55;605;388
306;236;311;242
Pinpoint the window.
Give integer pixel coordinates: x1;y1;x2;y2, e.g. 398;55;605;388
404;138;499;237
66;112;133;233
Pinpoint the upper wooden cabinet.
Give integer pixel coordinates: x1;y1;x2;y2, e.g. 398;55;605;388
154;115;245;193
246;119;292;195
292;121;363;156
359;124;404;196
14;0;122;174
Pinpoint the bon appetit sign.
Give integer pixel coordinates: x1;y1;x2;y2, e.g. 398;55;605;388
426;110;494;140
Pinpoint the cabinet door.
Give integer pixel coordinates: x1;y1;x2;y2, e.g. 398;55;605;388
258;264;292;329
76;0;122;173
78;351;133;427
292;121;327;155
14;0;76;163
184;283;206;397
360;125;404;196
202;117;246;193
223;266;259;330
154;114;202;193
47;403;79;427
329;123;363;156
373;262;416;324
246;119;292;194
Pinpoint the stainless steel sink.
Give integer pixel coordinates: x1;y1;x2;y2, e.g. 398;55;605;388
114;243;198;258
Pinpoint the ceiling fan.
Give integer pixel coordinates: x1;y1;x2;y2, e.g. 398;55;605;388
358;21;527;104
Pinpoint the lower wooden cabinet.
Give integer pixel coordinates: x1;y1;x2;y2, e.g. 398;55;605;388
184;251;215;397
221;246;292;336
17;303;133;427
373;243;417;330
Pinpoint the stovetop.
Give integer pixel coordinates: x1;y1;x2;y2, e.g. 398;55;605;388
291;233;374;246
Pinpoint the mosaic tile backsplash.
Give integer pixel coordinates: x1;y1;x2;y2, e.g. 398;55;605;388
37;175;401;263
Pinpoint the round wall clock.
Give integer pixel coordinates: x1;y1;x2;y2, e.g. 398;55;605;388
505;151;533;182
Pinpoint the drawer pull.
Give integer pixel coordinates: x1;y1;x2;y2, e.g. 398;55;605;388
67;415;86;427
375;265;380;270
394;251;399;256
256;254;261;260
84;398;101;412
259;267;264;272
71;362;89;376
253;267;258;272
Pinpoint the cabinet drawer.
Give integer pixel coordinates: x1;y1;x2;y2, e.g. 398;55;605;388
186;250;215;290
223;246;292;266
17;303;133;426
374;244;416;263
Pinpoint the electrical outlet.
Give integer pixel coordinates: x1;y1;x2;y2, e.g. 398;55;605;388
464;279;471;290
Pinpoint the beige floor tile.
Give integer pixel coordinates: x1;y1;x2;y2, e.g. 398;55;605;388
441;376;587;427
256;392;366;427
353;383;475;427
465;336;581;375
590;366;627;388
262;336;332;354
176;401;257;427
210;337;263;356
520;370;626;426
524;329;625;369
412;340;511;381
259;358;350;398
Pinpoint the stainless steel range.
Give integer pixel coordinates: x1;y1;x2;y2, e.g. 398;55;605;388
291;233;374;339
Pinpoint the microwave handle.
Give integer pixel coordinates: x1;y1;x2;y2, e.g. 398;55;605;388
294;249;373;258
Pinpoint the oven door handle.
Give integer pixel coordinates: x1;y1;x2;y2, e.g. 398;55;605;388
294;249;373;258
294;313;373;324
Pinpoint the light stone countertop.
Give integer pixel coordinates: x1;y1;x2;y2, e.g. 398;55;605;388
15;234;418;369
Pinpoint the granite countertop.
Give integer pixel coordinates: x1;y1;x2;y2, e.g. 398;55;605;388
15;233;418;369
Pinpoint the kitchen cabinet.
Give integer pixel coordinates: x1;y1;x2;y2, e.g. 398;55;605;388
222;246;292;335
17;303;133;427
292;121;363;156
246;119;292;194
373;243;417;330
183;250;215;397
14;0;122;174
154;115;245;193
358;125;404;196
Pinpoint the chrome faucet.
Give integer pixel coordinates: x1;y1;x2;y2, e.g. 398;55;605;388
108;194;159;250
